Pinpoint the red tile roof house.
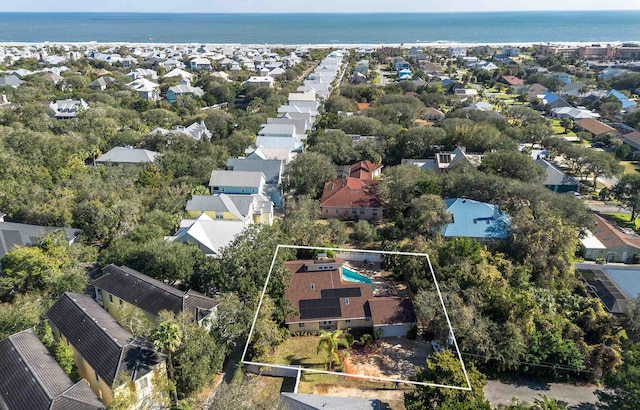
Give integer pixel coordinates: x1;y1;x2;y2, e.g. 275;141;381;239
500;75;525;86
283;259;417;338
321;161;384;221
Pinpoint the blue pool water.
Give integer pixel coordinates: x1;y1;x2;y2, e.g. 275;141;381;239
342;266;374;291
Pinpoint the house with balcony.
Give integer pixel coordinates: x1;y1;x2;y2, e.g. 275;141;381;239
92;264;218;327
226;157;284;208
166;80;204;103
208;170;266;196
46;293;167;407
185;193;273;225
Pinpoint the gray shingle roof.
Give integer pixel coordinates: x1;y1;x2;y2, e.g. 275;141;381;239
46;293;165;388
0;75;24;87
0;221;81;259
95;147;160;164
92;265;218;319
0;329;104;410
226;158;283;185
535;159;579;188
208;170;265;188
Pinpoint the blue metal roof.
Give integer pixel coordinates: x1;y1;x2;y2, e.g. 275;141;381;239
441;198;511;239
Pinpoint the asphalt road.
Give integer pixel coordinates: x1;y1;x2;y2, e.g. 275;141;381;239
584;200;630;214
484;380;599;409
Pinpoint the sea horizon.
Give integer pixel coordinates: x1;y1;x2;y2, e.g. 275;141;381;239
0;11;639;44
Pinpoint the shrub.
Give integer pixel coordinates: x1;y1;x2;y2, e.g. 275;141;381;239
360;334;373;346
596;258;606;265
407;325;419;340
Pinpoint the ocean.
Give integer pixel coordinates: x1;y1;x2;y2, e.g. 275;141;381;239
0;11;639;44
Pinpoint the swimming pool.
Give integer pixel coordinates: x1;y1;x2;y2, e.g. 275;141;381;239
342;266;375;291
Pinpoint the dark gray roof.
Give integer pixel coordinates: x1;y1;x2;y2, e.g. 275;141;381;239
280;393;379;410
0;220;81;259
535;159;579;188
0;329;104;410
92;265;218;319
46;293;165;387
226;158;283;185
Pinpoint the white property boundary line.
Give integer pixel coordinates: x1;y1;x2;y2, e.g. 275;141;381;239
241;244;472;391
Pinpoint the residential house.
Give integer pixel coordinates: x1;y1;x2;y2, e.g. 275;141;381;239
500;75;524;87
551;106;600;121
0;74;24;88
185;193;273;225
424;107;445;121
280;393;379;410
575;118;620;139
168;213;246;257
454;88;478;98
542;92;572;110
284;259;417;337
403;146;483;173
607;89;636;112
226;158;284;208
320;173;383;222
580;214;640;263
208;170;266;196
622;131;640;158
550;72;572;84
256;123;304;151
535;159;580;193
149;121;212;140
449;47;467;58
243;76;275;88
88;76;117;91
127;78;160;101
190;57;212;71
0;329;104;410
163;68;193;82
46;293;166;407
50;99;89;119
0;216;81;259
442;198;511;242
244;145;296;163
166;80;204;103
344;160;383;180
126;68;158;80
95;146;160;165
92;264;218;327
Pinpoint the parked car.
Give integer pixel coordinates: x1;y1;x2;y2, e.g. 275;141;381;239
591;141;607;148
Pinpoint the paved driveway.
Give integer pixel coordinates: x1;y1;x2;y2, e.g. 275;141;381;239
484;379;599;409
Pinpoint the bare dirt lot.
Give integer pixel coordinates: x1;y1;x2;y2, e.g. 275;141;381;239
346;338;430;381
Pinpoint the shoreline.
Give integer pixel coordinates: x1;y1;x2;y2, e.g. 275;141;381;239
1;40;639;49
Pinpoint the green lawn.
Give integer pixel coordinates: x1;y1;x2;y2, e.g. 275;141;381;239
263;335;327;369
601;212;640;232
551;119;577;136
619;160;640;175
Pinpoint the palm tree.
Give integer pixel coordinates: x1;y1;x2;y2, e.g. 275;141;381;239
533;394;567;410
316;329;349;371
153;321;182;405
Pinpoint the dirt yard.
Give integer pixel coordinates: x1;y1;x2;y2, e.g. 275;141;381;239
345;338;429;381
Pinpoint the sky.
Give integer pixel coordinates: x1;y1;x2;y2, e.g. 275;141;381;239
0;0;638;13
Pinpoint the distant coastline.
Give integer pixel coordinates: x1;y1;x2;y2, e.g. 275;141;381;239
0;11;639;44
